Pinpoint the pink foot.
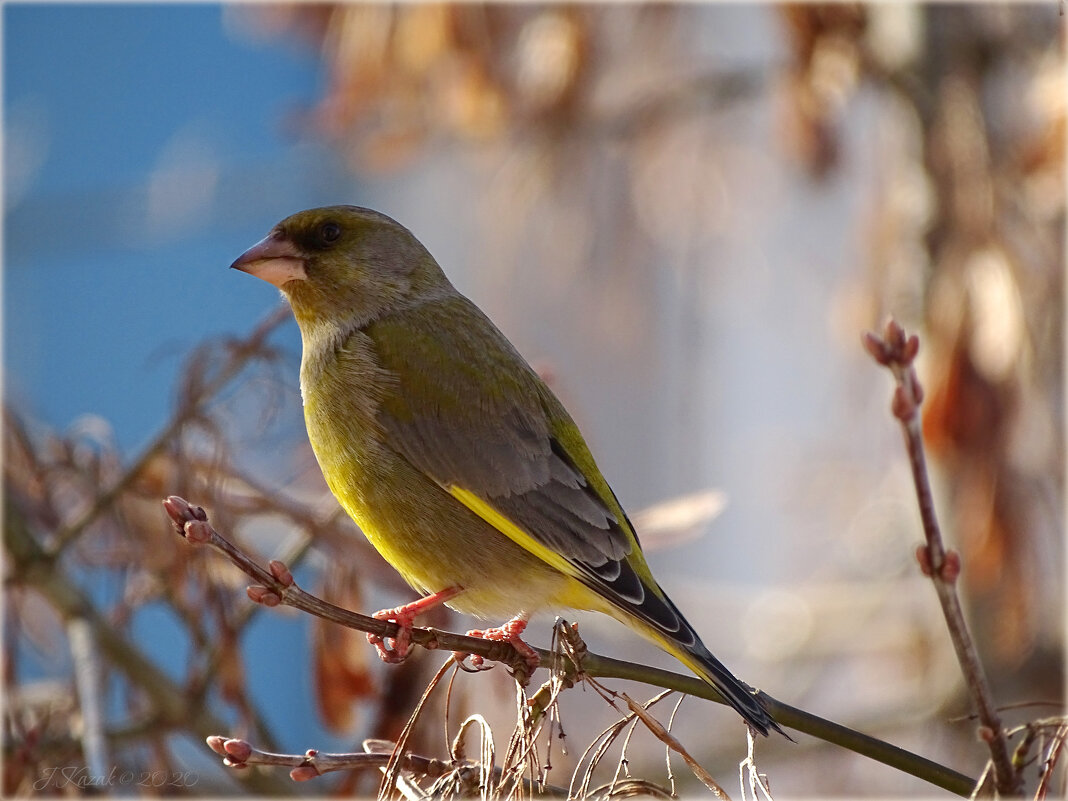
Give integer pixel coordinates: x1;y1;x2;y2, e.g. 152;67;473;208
367;586;462;664
457;616;541;675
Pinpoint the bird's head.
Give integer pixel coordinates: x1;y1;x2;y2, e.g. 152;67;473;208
231;205;449;330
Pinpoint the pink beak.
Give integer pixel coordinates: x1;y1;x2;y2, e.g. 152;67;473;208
230;232;307;288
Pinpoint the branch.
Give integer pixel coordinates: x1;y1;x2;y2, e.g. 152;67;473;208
163;495;978;796
48;306;289;556
162;496;534;676
621;691;730;799
863;318;1022;796
2;503;293;797
205;736;452;782
204;735;571;796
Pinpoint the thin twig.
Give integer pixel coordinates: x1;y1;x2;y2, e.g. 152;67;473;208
67;618;109;780
863;318;1022;796
621;691;730;799
381;659;456;799
206;735;452;781
3;505;292;796
739;728;774;801
163;496;537;676
1034;723;1067;799
579;655;977;795
163;494;979;796
205;735;571;796
570;711;632;799
49;307;289;556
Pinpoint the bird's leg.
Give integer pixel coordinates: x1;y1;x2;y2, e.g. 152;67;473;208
460;615;541;676
367;586;463;663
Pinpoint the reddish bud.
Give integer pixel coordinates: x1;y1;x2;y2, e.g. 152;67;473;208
915;545;933;577
978;726;996;743
884;318;906;350
268;560;294;587
941;550;961;583
862;332;890;365
223;739;252;762
892;386;914;420
165;497;207;523
247;586;281;607
162;496;188;526
184;520;213;544
206;735;228;755
903;335;920;362
291;766;319;782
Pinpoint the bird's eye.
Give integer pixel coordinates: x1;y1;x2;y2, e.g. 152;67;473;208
320;222;341;244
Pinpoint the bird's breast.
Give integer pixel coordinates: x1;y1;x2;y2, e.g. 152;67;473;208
300;328;391;496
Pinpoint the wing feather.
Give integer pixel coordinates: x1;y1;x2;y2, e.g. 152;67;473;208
367;297;687;636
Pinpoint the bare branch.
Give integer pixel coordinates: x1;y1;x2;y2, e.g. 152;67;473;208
162;493;978;796
2;504;291;796
864;318;1022;797
48;307;289;556
162;495;537;677
206;735;452;781
621;691;731;799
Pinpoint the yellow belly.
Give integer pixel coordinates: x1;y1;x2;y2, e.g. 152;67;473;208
301;346;597;621
324;441;592;620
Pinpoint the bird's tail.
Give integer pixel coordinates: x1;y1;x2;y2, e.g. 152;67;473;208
670;631;784;738
632;605;785;738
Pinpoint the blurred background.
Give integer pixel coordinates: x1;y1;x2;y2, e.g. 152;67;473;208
3;3;1064;797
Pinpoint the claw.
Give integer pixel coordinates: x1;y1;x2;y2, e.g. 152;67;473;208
456;616;540;676
367;609;413;663
366;586;462;664
453;652;495;672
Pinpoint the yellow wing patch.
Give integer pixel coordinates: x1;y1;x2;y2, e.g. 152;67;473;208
449;486;584;582
450;486;710;680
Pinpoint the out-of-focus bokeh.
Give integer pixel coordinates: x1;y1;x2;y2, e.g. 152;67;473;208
4;4;1064;797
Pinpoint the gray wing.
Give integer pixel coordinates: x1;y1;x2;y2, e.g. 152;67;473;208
367;297;632;570
366;297;692;636
365;300;780;736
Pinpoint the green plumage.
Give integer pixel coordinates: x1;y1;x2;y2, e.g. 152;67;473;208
231;205;780;737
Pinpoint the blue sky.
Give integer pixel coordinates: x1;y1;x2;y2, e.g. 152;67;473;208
4;4;351;450
4;3;365;771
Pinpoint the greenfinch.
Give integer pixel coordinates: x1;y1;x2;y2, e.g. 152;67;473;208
231;205;780;736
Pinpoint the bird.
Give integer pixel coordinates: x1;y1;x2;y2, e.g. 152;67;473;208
231;205;782;737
